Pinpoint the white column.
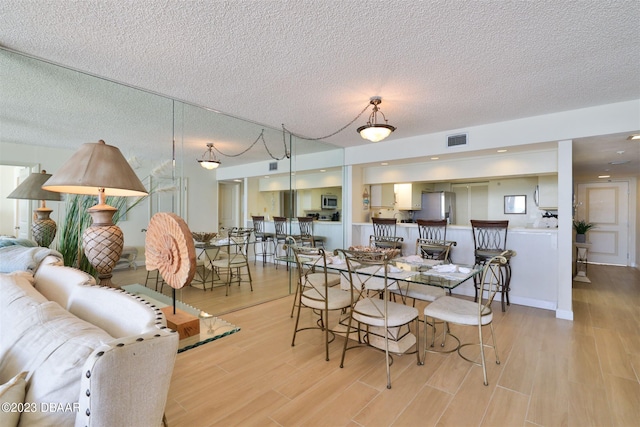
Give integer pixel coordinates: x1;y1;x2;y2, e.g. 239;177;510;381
556;139;573;320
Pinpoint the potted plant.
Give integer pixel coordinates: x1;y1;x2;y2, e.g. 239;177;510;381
573;219;595;243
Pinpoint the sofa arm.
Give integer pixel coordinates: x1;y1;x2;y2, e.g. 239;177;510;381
75;328;179;427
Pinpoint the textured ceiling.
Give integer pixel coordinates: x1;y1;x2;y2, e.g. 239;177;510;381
1;0;639;175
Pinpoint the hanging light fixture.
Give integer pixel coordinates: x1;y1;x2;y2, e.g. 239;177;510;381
197;143;221;169
357;96;396;142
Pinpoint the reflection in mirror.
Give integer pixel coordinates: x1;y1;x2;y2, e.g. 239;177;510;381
1;47;345;317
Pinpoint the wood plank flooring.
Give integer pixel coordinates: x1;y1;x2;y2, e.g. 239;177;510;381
116;263;640;426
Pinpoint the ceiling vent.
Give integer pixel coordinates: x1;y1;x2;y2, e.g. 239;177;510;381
269;162;278;171
447;133;468;147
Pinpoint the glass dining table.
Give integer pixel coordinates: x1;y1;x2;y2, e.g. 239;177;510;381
299;253;482;354
309;254;483;291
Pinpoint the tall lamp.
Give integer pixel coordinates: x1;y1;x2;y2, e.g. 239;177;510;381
7;170;62;247
43;140;148;288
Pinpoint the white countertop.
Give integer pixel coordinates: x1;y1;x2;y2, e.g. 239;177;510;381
352;223;557;232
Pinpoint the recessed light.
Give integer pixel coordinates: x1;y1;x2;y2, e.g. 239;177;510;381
616;150;625;155
380;162;388;166
627;134;640;140
598;175;610;179
497;149;507;153
233;179;242;182
320;169;326;172
430;157;439;160
264;175;270;179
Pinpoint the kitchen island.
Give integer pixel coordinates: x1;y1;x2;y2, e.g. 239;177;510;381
352;223;558;312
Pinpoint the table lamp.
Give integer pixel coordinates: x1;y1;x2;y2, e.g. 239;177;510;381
6;170;62;247
43;140;148;287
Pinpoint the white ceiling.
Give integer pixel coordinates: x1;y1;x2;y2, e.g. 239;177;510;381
1;0;639;177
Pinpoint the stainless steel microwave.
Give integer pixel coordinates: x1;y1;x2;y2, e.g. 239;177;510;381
321;194;338;209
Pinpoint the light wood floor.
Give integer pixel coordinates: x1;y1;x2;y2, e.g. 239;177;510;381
118;264;640;426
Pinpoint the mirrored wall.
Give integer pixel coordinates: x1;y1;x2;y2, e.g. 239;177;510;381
0;47;345;314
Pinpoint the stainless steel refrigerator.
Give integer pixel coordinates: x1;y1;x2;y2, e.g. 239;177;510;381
415;192;456;224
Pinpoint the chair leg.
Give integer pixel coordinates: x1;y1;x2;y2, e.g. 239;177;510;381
340;312;355;369
323;310;330;362
478;323;488;386
246;265;253;291
415;317;422;366
291;291;303;347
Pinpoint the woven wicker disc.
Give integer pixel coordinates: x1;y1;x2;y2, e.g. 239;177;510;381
145;212;196;290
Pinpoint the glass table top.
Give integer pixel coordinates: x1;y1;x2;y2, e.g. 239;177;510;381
122;284;240;353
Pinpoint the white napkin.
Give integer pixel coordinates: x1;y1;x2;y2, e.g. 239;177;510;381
402;255;423;263
327;256;344;265
432;264;457;273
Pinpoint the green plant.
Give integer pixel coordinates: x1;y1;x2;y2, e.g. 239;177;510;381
573;219;595;234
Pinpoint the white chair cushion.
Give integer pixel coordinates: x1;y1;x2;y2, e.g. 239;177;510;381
424;296;493;326
301;287;352;310
391;283;446;302
352;298;418;328
304;272;341;287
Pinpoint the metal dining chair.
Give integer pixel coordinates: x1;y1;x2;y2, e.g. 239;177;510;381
424;253;508;386
337;248;421;389
210;227;253;296
290;245;350;361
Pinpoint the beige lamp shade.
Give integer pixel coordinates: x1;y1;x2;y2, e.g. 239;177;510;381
42;140;148;197
7;171;62;201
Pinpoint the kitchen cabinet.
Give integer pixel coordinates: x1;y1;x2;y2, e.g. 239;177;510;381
537;175;558;209
370;184;395;207
394;183;426;210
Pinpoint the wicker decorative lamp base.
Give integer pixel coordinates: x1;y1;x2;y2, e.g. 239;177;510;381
83;204;123;288
32;208;57;247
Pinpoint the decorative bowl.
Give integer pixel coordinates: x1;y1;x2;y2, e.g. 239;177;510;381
191;232;217;243
348;246;401;259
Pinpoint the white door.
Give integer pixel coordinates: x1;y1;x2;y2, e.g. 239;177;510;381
218;183;240;229
576;181;629;266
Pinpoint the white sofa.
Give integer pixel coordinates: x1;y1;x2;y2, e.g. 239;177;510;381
0;256;179;427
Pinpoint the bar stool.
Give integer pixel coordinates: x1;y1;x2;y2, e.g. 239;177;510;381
470;220;514;312
297;216;326;248
274;216;296;270
370;217;403;255
252;216;275;265
416;219;455;262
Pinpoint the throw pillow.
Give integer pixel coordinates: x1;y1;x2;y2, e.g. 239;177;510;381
0;371;28;427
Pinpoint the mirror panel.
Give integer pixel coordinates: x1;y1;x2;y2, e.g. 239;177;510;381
1;47;344;315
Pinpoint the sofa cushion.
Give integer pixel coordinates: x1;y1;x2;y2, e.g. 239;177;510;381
0;371;28;427
0;275;113;426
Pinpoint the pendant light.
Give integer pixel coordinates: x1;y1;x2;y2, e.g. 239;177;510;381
197;143;221;169
357;97;396;142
